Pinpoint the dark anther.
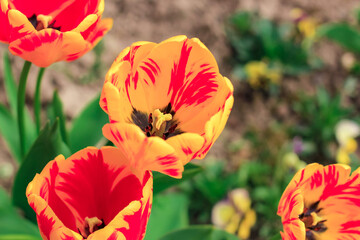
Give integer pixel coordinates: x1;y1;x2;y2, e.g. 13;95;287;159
99;219;106;230
162;103;172;114
48;20;61;31
167;124;178;134
28;14;37;28
146;132;151;137
148;113;153;124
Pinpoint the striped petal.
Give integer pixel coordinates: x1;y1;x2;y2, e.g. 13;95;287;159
9;28;87;67
102;123;184;178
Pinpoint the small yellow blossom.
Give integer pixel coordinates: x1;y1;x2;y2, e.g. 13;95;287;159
298;18;317;39
212;189;256;239
290;8;318;40
244;61;281;88
335;119;360;164
283;152;307;171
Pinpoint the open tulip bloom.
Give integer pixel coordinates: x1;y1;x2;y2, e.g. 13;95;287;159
0;0;112;67
277;163;360;240
101;35;234;178
26;147;152;240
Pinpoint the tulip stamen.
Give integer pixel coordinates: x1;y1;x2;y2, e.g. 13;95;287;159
132;103;182;139
299;201;327;239
78;217;105;238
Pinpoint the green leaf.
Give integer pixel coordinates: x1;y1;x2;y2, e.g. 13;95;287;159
144;193;189;240
318;23;360;53
158;225;238;240
3;52;17;115
0;104;21;162
0;235;41;240
153;163;203;195
69;94;108;152
270;232;282;240
47;91;68;145
0;187;40;236
12;120;71;223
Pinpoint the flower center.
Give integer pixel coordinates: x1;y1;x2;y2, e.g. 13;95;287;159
299;201;327;239
145;109;177;139
28;14;60;31
78;217;105;238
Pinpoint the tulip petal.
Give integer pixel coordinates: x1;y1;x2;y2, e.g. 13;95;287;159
0;0;10;42
196;92;234;159
8;0;76;18
48;0;103;31
103;123;184;178
9;29;87;67
7;9;36;41
166;133;205;165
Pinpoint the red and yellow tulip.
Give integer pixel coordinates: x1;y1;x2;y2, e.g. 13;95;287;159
100;35;234;178
0;0;112;67
278;163;360;240
26;147;152;240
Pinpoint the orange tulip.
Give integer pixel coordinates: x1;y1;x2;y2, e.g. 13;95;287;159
0;0;112;67
277;163;360;240
26;147;152;240
100;35;234;178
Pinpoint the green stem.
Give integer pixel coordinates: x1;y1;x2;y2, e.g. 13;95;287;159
34;67;46;134
17;61;32;159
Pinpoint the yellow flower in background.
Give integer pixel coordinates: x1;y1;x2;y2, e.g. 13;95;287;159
290;8;318;40
335;119;360;164
244;61;281;88
283;152;306;171
212;189;256;239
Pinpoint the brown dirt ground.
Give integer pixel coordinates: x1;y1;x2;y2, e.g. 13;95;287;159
0;0;359;192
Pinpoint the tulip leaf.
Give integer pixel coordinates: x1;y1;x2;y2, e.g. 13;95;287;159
0;187;40;236
144;193;189;240
153;163;203;195
12;120;71;223
47;91;68;145
0;236;41;240
0;104;21;162
318;23;360;53
3;52;17;115
69;94;108;153
158;225;238;240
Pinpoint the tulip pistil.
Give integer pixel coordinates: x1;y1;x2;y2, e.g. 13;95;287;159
28;14;61;31
78;217;105;238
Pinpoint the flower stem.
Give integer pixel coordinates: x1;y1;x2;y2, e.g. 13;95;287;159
34;67;46;134
17;61;32;159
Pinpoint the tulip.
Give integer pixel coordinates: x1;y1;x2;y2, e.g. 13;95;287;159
100;35;234;178
27;147;152;240
0;0;112;67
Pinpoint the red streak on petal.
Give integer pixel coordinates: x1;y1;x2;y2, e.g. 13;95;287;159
18;30;59;51
37;208;56;240
107;232;119;240
168;40;218;111
182;146;193;155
